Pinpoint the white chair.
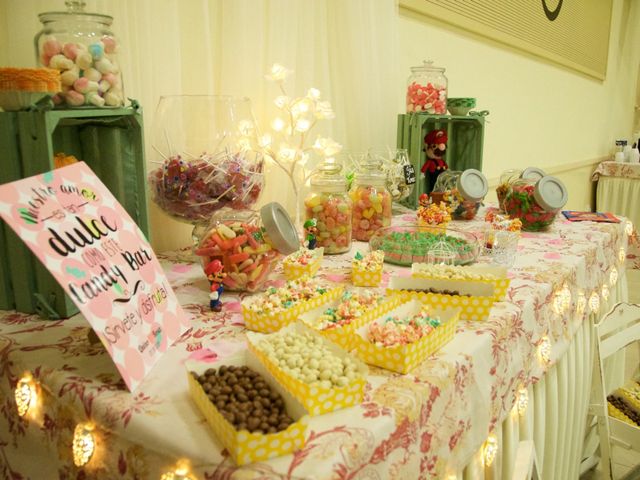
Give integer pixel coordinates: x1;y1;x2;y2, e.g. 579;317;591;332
511;440;541;480
590;302;640;479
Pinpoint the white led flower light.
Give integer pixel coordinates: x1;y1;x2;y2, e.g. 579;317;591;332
589;291;600;313
15;373;36;417
619;247;626;263
517;387;528;416
72;423;96;467
160;460;196;480
602;284;610;301
576;291;586;316
610;267;618;286
483;434;498;467
538;336;551;364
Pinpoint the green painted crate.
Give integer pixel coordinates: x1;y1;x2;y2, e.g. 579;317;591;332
397;113;486;210
0;104;149;318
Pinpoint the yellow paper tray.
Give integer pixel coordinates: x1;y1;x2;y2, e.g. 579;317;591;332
387;276;494;321
353;300;460;374
186;351;309;466
283;248;324;281
411;264;511;301
246;323;368;415
352;265;383;287
242;285;343;333
299;295;401;350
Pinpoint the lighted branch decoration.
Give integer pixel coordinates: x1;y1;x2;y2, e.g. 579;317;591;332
258;64;342;225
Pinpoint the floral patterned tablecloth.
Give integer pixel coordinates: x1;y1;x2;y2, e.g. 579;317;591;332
591;160;640;181
0;208;629;479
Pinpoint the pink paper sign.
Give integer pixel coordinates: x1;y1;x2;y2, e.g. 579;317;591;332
0;162;191;391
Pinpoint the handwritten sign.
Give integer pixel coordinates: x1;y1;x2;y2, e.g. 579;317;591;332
0;163;191;391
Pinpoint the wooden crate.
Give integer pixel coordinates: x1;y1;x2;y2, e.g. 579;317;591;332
397;113;486;209
0;104;149;318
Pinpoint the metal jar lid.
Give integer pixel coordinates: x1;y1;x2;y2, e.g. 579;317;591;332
260;202;300;254
533;176;568;211
456;169;488;201
521;167;546;181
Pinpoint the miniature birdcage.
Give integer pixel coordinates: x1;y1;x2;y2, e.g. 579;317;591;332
426;237;457;265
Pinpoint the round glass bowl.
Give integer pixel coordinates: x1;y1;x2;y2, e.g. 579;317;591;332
369;225;480;266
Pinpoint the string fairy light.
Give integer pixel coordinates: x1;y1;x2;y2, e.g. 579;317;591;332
619;247;626;263
14;372;36;417
576;291;587;316
483;433;498;467
516;387;529;416
601;284;610;302
538;336;551;365
589;291;600;313
626;220;633;236
610;267;618;286
160;460;197;480
72;422;96;467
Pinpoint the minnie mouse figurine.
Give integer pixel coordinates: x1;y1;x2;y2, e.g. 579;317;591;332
421;129;448;192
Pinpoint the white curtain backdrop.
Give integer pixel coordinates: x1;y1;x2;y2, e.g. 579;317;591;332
0;0;400;251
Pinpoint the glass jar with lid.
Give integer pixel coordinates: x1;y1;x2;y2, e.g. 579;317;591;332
406;60;448;114
195;203;299;292
34;0;125;108
383;148;415;202
304;160;353;254
350;158;393;241
496;169;522;212
432;169;488;220
502;176;568;231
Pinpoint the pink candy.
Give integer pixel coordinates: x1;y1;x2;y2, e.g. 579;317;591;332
304;193;352;254
350;186;391;241
406;81;447;114
62;43;80;60
42;38;62;57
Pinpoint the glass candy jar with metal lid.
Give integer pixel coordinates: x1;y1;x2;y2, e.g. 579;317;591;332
406;60;448;114
195;203;299;292
34;0;124;108
502;176;568;232
496;169;522;212
432;169;488;220
304;160;352;254
350;158;393;241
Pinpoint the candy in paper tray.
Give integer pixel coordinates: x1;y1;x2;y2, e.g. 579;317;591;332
283;248;324;281
411;263;510;301
242;282;343;333
299;294;401;350
387;275;494;321
246;323;368;415
352;299;460;374
187;350;309;466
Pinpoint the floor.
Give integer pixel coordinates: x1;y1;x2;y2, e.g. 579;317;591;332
580;269;640;480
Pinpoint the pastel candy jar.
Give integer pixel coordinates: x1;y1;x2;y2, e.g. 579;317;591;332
349;160;392;241
304;161;352;254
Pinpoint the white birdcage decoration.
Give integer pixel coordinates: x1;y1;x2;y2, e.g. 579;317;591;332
427;237;457;265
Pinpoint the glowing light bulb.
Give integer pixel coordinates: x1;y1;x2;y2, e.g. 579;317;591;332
278;145;297;162
72;423;95;467
619;247;626;263
294;118;311;132
307;87;321;99
538;336;551;364
626;221;633;236
14;373;35;417
483;434;498;467
274;95;290;109
560;284;571;312
258;134;272;149
160;460;197;480
553;290;563;315
602;284;610;301
589;291;600;313
516;387;528;416
271;117;285;132
610;267;618;286
576;291;586;316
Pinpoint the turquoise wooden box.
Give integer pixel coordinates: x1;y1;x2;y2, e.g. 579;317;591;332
397;113;486;210
0;104;149;318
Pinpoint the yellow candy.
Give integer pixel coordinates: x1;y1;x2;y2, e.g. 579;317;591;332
373;203;382;214
363;209;373;219
306;195;323;208
249;264;263;281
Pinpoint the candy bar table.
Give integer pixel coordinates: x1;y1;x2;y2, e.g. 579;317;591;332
593;160;640;269
0;209;630;479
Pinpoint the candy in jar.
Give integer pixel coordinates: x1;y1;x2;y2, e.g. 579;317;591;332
406;60;448;114
304;161;352;254
350;160;392;241
195;203;299;292
502;176;568;232
496;169;522;212
432;169;488;220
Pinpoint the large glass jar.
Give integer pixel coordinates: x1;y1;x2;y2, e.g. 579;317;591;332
304;161;352;254
195;203;299;292
432;169;488;220
502;176;568;231
34;1;124;108
496;169;522;212
382;148;415;202
350;160;392;241
406;60;448;114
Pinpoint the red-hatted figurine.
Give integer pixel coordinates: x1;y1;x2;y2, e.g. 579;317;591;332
205;259;226;312
421;129;448;192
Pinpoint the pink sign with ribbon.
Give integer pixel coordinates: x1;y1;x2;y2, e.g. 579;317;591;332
0;162;191;391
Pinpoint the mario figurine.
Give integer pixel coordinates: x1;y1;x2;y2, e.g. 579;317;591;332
303;218;318;250
204;259;226;312
421;129;449;192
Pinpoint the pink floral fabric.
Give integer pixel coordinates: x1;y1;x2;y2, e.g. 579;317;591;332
0;208;629;479
591;160;640;181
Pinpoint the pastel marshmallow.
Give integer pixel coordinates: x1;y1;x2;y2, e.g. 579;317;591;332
62;43;80;60
101;73;119;88
95;58;116;74
75;52;93;70
65;90;85;106
104;90;124;106
101;36;117;53
49;54;75;70
83;68;102;82
88;42;104;60
73;77;99;93
98;79;111;93
42;38;62;57
60;67;79;86
86;92;106;107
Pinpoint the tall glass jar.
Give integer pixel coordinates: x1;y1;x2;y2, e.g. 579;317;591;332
432;169;488;220
195;203;299;292
34;0;124;108
350;160;392;241
502;176;568;231
382;148;415;202
304;161;352;254
406;60;448;114
496;169;522;212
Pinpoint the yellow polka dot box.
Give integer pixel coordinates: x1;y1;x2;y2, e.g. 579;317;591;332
283;248;324;281
411;264;511;301
352;300;460;374
299;295;402;350
387;275;495;321
186;352;309;466
242;283;343;333
246;323;369;416
352;264;383;287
